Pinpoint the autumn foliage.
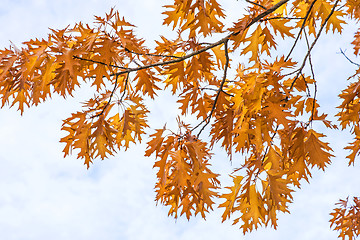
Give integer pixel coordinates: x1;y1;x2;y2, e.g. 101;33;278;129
0;0;360;238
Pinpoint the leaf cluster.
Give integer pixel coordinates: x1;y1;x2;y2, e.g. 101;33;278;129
1;0;360;237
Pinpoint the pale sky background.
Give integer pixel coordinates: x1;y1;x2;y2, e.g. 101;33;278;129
0;0;359;239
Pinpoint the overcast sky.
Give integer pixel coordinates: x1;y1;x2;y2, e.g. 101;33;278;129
0;0;359;239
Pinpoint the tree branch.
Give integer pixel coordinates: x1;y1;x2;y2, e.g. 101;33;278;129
339;48;360;67
123;47;182;59
246;0;267;10
79;0;290;123
106;0;290;78
260;16;304;22
198;87;234;96
285;0;318;61
91;74;119;119
194;39;230;137
73;55;129;70
304;31;318;125
290;0;341;90
119;73;129;102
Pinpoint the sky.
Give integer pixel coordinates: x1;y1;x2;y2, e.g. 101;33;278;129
0;0;359;239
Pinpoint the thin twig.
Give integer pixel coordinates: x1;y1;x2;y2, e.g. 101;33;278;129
246;0;267;10
198;87;219;92
302;32;313;97
339;48;360;67
124;47;182;59
336;3;347;12
221;89;234;97
254;123;279;181
290;0;341;90
107;0;289;78
73;55;128;70
304;32;316;80
82;0;289;122
91;74;119;118
76;0;289;81
260;16;304;22
304;31;317;124
309;81;317;125
194;39;230;137
119;73;129;102
285;0;318;61
260;124;279;165
198;87;234;97
300;73;311;97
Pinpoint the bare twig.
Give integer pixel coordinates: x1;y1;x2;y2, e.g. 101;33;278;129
336;3;347;12
124;47;182;59
241;0;290;32
309;81;318;125
194;39;230;137
300;73;311;97
254;124;280;181
304;32;316;80
290;0;341;90
73;55;128;70
339;48;360;67
303;31;318;124
246;0;267;10
198;87;234;97
260;16;304;22
260;124;279;165
197;87;219;92
119;73;129;102
285;0;318;61
74;50;182;73
91;74;119;118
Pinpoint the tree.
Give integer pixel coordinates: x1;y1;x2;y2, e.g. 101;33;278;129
0;0;359;238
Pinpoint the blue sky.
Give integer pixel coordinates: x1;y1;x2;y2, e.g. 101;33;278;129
0;0;359;239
